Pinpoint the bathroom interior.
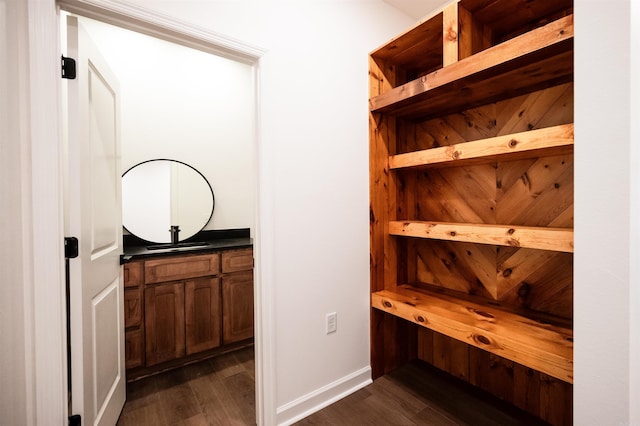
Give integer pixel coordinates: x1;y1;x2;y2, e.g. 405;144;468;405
62;12;259;419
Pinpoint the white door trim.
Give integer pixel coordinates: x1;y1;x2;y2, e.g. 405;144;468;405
23;0;68;423
29;0;276;424
58;0;265;63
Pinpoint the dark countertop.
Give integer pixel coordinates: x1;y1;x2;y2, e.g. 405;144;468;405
121;228;252;263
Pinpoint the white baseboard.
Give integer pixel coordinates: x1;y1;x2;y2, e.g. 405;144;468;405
276;366;372;426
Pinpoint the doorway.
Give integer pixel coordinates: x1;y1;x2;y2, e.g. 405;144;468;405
62;4;263;423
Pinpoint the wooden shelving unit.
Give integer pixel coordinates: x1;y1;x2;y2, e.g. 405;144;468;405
369;0;574;424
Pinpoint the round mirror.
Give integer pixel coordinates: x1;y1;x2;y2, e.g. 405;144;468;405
122;159;214;243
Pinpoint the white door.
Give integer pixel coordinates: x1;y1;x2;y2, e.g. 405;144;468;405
66;15;125;425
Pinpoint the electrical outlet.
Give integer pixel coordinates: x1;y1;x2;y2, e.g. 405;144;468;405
326;312;337;334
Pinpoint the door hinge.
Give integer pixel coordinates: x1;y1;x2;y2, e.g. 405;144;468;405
61;55;76;79
68;414;81;426
65;237;79;259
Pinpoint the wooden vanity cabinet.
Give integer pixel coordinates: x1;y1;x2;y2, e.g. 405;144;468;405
123;247;253;378
143;252;220;366
123;262;144;369
221;248;254;343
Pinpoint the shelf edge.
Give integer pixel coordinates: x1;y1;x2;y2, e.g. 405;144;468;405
390;123;574;169
388;221;574;253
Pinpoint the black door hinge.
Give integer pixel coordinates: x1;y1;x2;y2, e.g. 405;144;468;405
65;237;79;259
61;55;76;79
68;414;81;426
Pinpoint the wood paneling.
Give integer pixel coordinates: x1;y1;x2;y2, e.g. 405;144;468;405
393;81;574;154
369;2;574;423
417;327;572;425
410;241;574;320
397;84;574;321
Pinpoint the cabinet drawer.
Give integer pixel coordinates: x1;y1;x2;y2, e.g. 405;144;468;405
144;253;220;284
124;262;143;287
124;288;142;329
221;248;253;273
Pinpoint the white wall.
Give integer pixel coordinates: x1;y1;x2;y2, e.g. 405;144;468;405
574;0;636;424
2;0;67;424
88;0;640;423
6;0;639;424
115;1;413;423
0;0;29;423
77;18;256;234
631;2;640;424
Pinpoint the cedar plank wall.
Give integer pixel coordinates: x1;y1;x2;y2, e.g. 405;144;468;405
370;1;574;424
399;84;574;424
397;83;574;318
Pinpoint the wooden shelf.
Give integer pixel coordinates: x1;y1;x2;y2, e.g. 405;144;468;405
369;14;573;121
388;221;574;253
369;10;444;79
369;1;572;65
372;285;573;383
389;124;574;169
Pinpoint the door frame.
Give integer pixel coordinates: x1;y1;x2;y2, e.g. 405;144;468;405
30;0;276;424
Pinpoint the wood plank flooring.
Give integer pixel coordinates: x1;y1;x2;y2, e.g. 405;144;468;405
117;346;256;426
117;346;548;425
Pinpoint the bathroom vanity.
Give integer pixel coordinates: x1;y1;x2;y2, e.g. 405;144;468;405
122;235;253;381
120;158;253;381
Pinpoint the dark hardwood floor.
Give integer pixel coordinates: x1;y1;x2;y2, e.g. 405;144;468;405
117;346;547;425
117;346;256;426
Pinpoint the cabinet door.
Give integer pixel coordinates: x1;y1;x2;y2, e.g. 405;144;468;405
222;271;254;343
125;329;144;369
185;278;221;355
145;282;185;366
